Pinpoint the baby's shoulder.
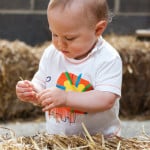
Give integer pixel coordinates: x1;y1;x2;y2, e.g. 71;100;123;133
96;41;120;62
43;44;60;59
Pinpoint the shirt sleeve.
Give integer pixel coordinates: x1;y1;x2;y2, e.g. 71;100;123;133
95;56;122;96
31;48;49;92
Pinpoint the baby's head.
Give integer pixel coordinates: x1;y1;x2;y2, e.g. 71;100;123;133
47;0;110;28
47;0;110;59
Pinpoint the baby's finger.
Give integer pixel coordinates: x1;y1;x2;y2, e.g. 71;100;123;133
24;80;33;87
17;91;36;99
17;81;30;88
41;98;52;107
42;103;55;112
37;89;49;98
16;85;33;93
37;91;50;103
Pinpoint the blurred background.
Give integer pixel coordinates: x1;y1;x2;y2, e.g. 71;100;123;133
0;0;149;45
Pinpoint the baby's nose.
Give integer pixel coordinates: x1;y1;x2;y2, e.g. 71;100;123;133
58;38;66;49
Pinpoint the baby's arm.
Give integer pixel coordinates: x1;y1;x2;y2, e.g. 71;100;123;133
66;90;118;112
37;87;118;113
16;80;39;105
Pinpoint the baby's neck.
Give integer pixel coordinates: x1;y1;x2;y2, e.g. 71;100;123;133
74;40;98;60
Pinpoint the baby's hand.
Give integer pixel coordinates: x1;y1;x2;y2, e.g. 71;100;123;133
37;87;67;112
16;80;38;105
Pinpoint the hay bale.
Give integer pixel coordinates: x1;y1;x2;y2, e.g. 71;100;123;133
0;126;150;150
0;40;44;121
105;35;150;118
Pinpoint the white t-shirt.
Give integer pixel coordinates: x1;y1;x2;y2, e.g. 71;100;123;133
32;37;122;136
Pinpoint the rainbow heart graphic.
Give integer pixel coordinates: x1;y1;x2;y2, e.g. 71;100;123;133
50;72;93;123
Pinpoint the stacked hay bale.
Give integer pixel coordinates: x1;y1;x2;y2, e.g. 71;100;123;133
0;40;45;121
105;35;150;118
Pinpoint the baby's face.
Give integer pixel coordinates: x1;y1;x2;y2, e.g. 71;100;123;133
47;5;98;59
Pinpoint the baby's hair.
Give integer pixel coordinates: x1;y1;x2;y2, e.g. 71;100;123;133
48;0;113;26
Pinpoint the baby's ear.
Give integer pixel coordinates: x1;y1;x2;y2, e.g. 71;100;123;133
95;20;107;37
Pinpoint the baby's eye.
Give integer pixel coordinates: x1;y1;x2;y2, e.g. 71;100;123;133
65;37;76;41
52;33;58;37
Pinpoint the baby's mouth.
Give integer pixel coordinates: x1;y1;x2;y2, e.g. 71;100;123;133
61;50;69;55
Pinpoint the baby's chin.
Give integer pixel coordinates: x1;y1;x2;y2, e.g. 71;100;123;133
59;51;73;58
61;51;88;60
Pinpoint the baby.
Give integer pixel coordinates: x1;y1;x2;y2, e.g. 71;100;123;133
16;0;122;137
